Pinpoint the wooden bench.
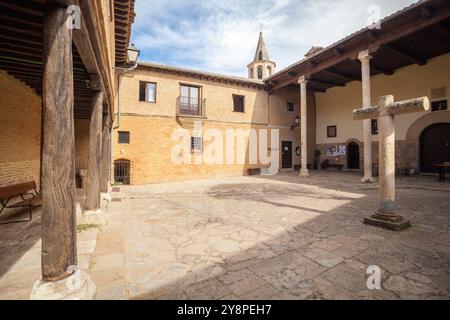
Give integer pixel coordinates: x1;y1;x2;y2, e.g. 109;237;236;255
321;160;343;171
248;168;261;176
0;181;41;225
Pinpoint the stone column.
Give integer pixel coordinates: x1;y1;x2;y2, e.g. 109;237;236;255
298;76;309;177
85;87;103;211
358;50;374;183
377;96;396;213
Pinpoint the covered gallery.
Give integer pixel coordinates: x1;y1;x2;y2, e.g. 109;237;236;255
0;0;135;296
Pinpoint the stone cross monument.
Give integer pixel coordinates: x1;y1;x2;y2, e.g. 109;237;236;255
353;95;430;231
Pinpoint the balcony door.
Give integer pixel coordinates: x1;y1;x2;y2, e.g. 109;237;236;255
180;85;200;116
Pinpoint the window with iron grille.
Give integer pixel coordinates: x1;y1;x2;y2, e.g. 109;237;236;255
118;131;130;144
233;95;245;113
431;100;448;111
287;102;295;112
139;81;157;103
371;119;378;135
191;137;202;153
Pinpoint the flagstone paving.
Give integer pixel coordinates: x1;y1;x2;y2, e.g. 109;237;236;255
90;172;450;300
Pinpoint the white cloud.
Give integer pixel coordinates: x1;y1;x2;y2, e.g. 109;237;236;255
132;0;418;76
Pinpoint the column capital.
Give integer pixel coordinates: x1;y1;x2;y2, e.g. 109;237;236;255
297;75;308;85
358;49;372;62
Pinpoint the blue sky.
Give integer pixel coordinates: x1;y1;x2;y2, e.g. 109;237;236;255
131;0;418;77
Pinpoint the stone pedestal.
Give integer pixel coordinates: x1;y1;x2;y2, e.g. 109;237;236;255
81;209;106;226
30;266;96;300
364;210;411;231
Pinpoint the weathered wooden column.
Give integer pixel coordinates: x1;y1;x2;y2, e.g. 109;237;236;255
85;76;103;211
358;50;374;183
353;95;430;231
298;76;309;177
31;3;95;300
41;4;77;282
101;114;111;194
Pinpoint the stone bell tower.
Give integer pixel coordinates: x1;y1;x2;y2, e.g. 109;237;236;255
247;32;276;80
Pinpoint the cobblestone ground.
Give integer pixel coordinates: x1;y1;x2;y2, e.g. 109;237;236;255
90;172;450;300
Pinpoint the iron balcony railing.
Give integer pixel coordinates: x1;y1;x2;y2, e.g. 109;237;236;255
177;96;206;117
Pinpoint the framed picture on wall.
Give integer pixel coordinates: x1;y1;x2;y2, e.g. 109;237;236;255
327;125;337;138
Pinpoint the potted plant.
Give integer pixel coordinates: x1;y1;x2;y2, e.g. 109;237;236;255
314;149;321;170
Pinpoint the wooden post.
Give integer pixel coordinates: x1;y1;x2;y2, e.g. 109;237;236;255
85;77;103;211
42;4;77;281
101;114;111;193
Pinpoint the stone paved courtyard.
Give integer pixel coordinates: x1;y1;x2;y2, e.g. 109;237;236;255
1;172;449;300
91;172;450;300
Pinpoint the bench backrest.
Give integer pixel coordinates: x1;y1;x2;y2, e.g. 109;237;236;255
0;181;37;201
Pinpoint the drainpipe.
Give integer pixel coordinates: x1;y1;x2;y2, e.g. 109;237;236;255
111;63;138;184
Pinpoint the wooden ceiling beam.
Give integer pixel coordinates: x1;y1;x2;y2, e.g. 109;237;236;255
382;44;427;66
269;3;450;92
307;78;346;87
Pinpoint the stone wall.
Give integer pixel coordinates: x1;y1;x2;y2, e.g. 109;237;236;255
0;72;41;188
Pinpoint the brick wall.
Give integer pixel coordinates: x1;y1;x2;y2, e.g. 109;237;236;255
0;72;41;188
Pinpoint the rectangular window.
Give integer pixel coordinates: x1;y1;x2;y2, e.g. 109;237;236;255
233;95;245;113
139;81;156;103
431;100;448;111
191;137;202;153
327;126;337;138
371;119;378;135
287;102;295;112
118;131;130;144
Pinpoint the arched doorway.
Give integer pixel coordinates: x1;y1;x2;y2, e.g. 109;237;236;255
347;142;360;169
420;123;450;173
114;159;131;185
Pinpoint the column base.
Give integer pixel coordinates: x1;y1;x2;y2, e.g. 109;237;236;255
30;266;96;300
101;192;111;202
299;169;309;177
81;209;106;226
361;176;375;183
363;210;411;231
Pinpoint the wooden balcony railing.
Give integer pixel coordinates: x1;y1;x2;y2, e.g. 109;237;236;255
177;96;206;117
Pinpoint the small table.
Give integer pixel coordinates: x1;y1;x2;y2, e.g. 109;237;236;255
436;163;450;182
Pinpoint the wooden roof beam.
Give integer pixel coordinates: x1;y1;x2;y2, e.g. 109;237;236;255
434;23;450;41
269;3;450;92
307;78;346;87
382;45;427;66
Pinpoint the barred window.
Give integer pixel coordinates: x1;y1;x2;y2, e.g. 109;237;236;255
118;131;130;144
431;100;447;111
191;137;202;153
287;102;295;112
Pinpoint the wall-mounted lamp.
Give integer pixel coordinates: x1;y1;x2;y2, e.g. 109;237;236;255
291;116;300;130
126;43;140;65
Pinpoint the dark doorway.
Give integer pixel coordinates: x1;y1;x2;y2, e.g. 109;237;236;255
281;141;293;169
114;159;131;185
420;123;450;173
347;142;360;169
